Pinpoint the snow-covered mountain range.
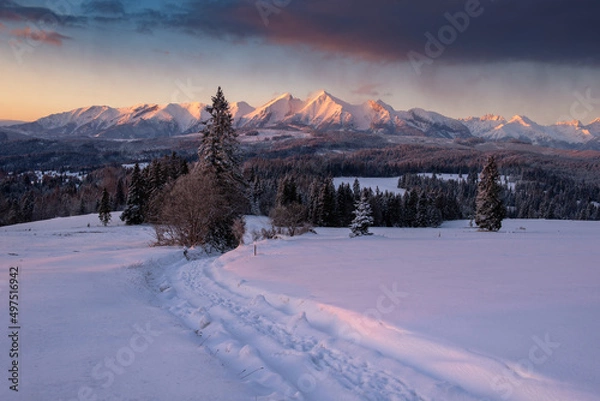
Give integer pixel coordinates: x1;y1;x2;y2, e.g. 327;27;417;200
6;90;600;148
460;114;600;148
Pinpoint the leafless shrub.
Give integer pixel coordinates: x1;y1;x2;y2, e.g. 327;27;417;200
270;203;312;237
153;173;237;249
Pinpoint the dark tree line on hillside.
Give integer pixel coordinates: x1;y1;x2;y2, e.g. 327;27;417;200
249;174;451;229
245;146;600;184
0;167;127;226
2;152;600;229
245;166;600;229
0;153;188;227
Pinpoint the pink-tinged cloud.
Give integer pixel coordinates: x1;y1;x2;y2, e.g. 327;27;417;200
11;27;70;46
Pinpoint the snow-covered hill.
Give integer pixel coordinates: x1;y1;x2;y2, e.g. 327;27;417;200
7;91;600;148
1;215;598;400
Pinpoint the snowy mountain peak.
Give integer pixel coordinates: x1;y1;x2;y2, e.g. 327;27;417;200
239;92;303;128
481;114;506;122
287;90;350;129
368;99;395;114
230;101;255;121
270;92;295;103
309;89;332;99
303;90;351;112
556;119;584;128
507;115;536;127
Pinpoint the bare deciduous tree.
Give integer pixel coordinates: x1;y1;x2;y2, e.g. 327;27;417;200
154;173;245;251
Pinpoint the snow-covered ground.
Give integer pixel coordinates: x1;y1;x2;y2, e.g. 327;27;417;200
417;173;516;189
334;177;406;195
1;216;598;400
334;175;515;195
0;215;253;401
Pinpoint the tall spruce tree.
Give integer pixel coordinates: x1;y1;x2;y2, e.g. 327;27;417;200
475;156;506;231
195;87;247;251
350;193;374;237
98;188;112;226
114;178;126;211
198;87;244;185
120;163;147;225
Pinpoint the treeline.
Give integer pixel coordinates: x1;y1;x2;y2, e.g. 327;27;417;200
0;167;126;226
255;174;453;229
2;144;600;228
246;145;600;183
246;161;600;228
0;153;188;227
511;168;600;220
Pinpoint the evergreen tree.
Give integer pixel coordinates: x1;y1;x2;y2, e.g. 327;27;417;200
20;191;35;222
195;87;247;251
275;175;301;206
198;87;244;186
475;156;506;231
316;178;337;227
350;193;374;237
404;189;419;227
352;179;361;201
98;188;112;226
336;183;355;227
307;178;322;225
78;198;86;215
114;178;126;211
271;174;309;236
415;192;430;227
120;163;147;225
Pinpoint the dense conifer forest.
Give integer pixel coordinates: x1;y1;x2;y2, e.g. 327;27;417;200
2;142;599;228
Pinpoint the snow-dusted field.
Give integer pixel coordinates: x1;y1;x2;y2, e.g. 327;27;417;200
334;177;406;195
1;216;599;400
0;216;253;401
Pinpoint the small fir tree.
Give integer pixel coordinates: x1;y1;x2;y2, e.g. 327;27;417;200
114;178;126;211
350;193;374;237
120;163;147;225
475;156;506;231
98;188;112;226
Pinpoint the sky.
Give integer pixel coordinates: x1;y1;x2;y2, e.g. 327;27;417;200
1;0;599;124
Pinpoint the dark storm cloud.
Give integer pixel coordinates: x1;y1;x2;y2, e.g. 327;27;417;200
156;0;600;64
5;0;596;64
0;0;81;26
82;1;125;16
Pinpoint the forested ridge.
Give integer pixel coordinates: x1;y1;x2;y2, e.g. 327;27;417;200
1;143;600;227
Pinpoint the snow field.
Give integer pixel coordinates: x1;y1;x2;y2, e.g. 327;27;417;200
334;177;406;195
1;215;598;400
214;218;600;400
0;215;253;401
